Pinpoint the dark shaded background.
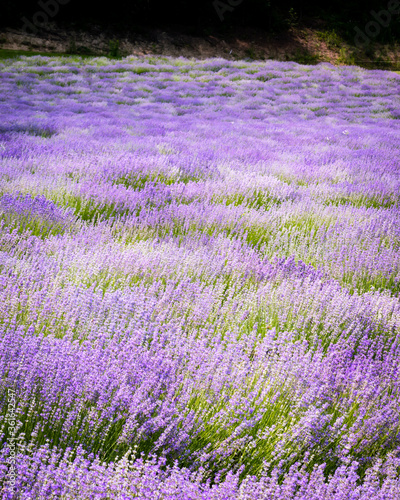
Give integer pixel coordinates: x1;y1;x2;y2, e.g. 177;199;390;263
2;0;400;43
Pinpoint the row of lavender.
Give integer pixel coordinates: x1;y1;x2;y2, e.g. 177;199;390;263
0;55;399;498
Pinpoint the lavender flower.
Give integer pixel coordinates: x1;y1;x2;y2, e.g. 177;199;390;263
0;54;399;497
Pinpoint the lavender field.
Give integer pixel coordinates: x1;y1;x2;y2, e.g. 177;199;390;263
0;55;400;499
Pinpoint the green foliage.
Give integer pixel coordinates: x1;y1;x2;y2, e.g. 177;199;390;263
112;171;199;190
0;212;67;239
214;190;285;210
290;49;320;65
337;47;356;66
324;194;399;209
108;39;121;59
286;7;299;29
244;47;257;61
60;193;131;223
315;29;342;49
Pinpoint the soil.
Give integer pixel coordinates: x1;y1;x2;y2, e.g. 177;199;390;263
1;23;399;70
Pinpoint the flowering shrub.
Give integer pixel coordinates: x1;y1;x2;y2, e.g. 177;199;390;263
0;55;399;498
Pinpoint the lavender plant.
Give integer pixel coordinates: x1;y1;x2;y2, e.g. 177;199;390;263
0;54;399;498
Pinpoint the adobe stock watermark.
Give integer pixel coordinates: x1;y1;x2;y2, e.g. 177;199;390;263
354;0;400;48
5;388;23;495
21;0;71;34
213;0;244;22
